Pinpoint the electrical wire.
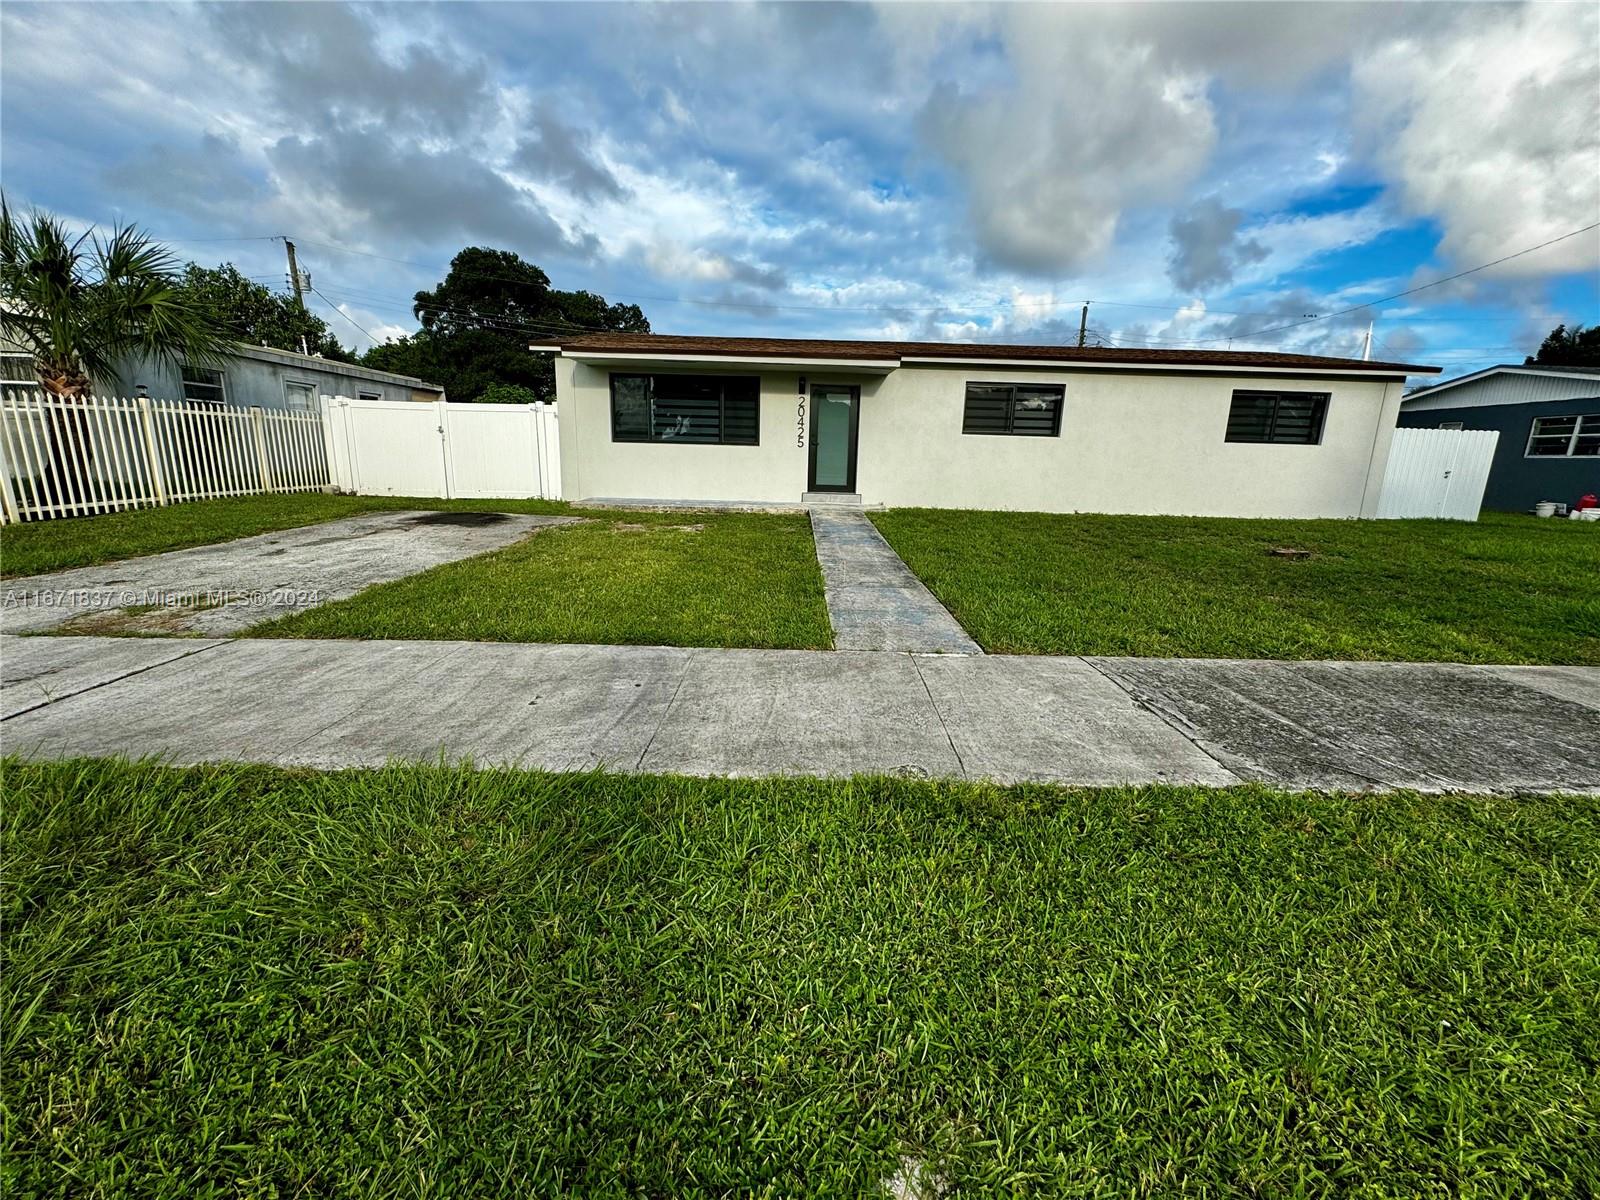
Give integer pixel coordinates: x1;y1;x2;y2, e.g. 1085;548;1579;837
1197;222;1599;343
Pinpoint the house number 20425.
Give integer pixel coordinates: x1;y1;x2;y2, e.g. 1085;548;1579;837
796;399;806;448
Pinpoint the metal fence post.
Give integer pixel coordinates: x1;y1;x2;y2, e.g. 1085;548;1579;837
249;406;274;492
138;394;169;506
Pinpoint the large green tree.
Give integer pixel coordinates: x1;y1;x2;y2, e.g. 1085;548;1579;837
0;199;229;398
175;263;353;362
1526;323;1600;367
363;247;649;402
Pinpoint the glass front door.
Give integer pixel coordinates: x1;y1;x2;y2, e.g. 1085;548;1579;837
809;385;858;492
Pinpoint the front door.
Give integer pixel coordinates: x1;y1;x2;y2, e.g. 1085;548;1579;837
808;384;859;492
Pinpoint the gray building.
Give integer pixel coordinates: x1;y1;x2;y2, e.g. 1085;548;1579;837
1398;365;1600;512
2;337;442;410
110;343;444;412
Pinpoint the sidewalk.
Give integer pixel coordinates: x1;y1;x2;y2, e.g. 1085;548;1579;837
4;634;1597;792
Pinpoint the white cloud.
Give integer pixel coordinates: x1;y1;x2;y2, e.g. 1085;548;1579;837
916;5;1217;274
1352;4;1600;276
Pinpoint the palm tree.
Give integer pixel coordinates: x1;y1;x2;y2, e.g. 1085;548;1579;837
0;198;229;398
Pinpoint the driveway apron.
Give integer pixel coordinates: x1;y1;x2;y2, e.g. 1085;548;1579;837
1;511;577;636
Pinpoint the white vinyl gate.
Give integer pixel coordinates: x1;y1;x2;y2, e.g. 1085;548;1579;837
1376;427;1499;521
322;395;561;500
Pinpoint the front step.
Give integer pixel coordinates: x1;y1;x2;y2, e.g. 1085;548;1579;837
802;491;864;508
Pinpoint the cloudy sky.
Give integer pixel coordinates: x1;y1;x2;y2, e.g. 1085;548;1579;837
3;1;1596;376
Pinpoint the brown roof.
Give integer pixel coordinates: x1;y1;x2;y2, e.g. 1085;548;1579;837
539;331;1440;374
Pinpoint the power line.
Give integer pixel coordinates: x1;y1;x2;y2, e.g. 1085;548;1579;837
1206;222;1600;343
308;285;382;344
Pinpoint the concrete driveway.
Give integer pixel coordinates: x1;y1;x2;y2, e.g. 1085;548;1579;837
1;511;577;636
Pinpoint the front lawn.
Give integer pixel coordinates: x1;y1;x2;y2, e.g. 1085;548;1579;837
252;510;834;649
4;760;1596;1196
0;493;571;578
874;509;1600;663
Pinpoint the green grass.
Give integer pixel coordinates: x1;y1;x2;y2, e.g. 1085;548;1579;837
0;493;572;579
873;509;1600;664
3;760;1596;1196
252;510;834;649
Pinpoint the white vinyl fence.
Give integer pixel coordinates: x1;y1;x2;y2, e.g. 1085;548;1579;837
322;395;561;500
0;390;329;523
1376;427;1500;521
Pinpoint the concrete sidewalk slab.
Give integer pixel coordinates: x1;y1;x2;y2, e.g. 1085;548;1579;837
809;510;979;654
916;655;1238;786
1487;665;1600;711
640;649;961;778
1;511;575;636
1093;657;1600;792
0;634;228;719
287;641;692;770
5;635;1597;793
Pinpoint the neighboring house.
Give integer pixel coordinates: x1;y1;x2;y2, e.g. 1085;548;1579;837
1398;365;1600;512
531;333;1438;518
1;338;443;410
110;343;444;412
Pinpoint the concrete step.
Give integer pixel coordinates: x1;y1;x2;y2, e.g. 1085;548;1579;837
802;492;864;508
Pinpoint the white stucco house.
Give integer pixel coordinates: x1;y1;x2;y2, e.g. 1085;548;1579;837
532;333;1439;518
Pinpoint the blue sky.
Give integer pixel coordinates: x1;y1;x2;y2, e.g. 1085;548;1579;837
2;1;1596;379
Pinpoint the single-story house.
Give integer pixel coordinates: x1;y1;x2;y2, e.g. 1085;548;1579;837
1398;365;1600;512
531;333;1438;518
108;343;444;412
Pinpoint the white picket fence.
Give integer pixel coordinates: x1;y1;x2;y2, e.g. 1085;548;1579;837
0;390;329;524
1376;426;1500;521
321;395;561;500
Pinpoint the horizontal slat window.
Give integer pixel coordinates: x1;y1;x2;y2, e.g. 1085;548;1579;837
1526;413;1600;458
962;382;1063;437
1225;390;1328;444
181;365;227;407
610;373;760;445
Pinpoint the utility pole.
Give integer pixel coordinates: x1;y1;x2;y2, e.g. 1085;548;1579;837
284;239;306;310
1077;301;1090;348
1361;320;1374;361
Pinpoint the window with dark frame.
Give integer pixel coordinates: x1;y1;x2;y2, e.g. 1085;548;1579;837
961;382;1063;436
610;373;760;445
181;365;226;407
1526;413;1600;458
1225;390;1328;444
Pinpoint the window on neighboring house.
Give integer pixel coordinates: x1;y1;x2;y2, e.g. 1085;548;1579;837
284;380;317;412
358;389;383;402
1;354;33;382
1225;390;1329;444
181;365;226;406
1526;413;1600;458
1437;421;1465;430
961;382;1064;436
610;373;760;444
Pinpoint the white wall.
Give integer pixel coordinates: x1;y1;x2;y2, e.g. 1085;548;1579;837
556;357;1404;518
558;358;812;504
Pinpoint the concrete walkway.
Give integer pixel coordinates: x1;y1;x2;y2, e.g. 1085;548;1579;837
809;509;980;653
4;635;1597;792
1;511;575;636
